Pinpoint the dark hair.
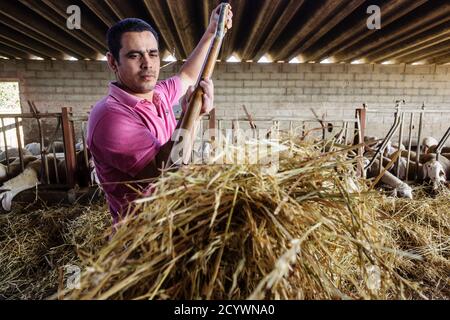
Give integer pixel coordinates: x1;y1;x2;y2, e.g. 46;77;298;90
106;18;159;62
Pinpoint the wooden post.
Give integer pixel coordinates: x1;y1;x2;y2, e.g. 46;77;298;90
355;105;367;178
61;107;76;188
354;105;366;146
1;118;10;175
14;117;24;172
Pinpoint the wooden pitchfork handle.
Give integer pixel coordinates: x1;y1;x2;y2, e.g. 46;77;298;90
165;3;230;168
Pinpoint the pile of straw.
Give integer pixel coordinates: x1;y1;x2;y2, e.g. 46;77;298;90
1;138;447;300
0;202;109;299
60;138;444;300
376;188;449;299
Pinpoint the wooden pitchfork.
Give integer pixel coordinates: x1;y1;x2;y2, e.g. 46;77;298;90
164;3;230;168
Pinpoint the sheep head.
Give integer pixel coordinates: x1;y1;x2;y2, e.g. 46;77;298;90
422;160;446;190
395;183;413;199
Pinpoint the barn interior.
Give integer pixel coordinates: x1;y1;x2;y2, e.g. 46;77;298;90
0;0;449;301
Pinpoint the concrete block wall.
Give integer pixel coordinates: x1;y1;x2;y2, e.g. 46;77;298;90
0;59;449;145
0;60;114;144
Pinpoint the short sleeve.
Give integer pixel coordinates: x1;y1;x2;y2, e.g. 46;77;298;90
156;76;183;107
90;110;160;177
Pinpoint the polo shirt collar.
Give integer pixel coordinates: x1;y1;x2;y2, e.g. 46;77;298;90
108;82;161;107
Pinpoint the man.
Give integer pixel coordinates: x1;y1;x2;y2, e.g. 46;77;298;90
87;6;233;224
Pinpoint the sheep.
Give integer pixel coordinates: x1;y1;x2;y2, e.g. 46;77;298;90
24;142;41;156
24;141;66;156
422;156;450;190
0;159;43;210
0;148;32;162
0;150;95;211
0;155;38;183
366;157;413;199
387;152;450;189
422;136;438;154
421;136;450;154
427;145;450;154
384;140;405;158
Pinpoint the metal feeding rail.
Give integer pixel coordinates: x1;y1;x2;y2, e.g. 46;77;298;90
0;105;89;189
365;102;450;182
186;107;364;166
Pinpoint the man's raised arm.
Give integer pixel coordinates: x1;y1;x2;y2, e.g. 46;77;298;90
177;4;233;93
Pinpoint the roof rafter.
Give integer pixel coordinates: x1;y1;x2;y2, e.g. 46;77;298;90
166;0;199;58
338;3;450;62
305;0;426;62
272;0;346;61
287;0;366;61
0;1;96;59
43;0;108;52
0;22;64;59
372;26;450;63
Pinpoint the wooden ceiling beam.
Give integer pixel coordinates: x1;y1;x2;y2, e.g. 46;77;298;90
0;12;84;60
252;0;304;61
0;22;64;59
367;22;450;63
399;41;450;64
81;0;117;27
166;0;199;59
43;0;108;52
272;0;346;61
104;0;125;20
0;51;15;60
430;52;450;64
142;0;183;59
287;0;366;61
305;0;425;62
240;0;284;60
0;1;96;59
201;0;215;33
0;36;53;60
0;44;31;60
221;0;247;60
338;3;450;63
18;0;105;55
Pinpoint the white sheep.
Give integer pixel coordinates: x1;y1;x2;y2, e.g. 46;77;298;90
0;159;41;210
366;158;413;199
422;158;449;190
422;136;438;154
0;150;97;211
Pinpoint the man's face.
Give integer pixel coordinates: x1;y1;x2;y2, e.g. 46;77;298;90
109;31;160;94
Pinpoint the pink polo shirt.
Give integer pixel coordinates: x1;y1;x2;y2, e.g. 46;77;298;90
87;76;182;223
